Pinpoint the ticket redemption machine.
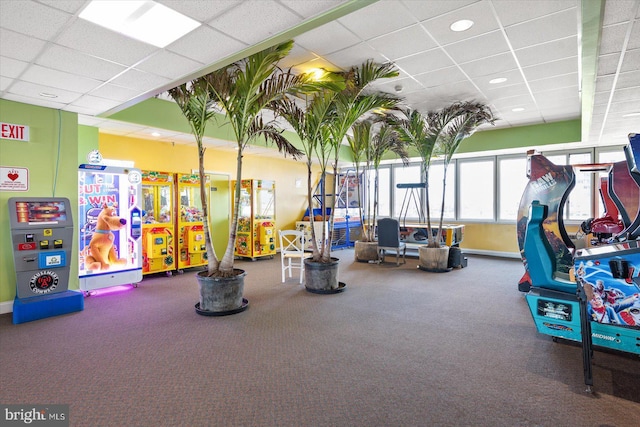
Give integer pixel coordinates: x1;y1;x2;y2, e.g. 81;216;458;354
234;179;276;260
176;173;208;271
8;197;84;324
78;164;143;292
141;170;176;276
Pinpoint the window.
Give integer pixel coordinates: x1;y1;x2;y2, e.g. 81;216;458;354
367;167;390;218
498;157;528;220
393;164;422;221
459;160;494;219
567;153;592;220
596;149;627;216
428;162;455;220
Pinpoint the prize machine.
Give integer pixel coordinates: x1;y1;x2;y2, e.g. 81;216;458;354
141;170;176;276
7;197;84;324
233;179;276;260
78;164;143;293
518;134;640;390
176;173;208;271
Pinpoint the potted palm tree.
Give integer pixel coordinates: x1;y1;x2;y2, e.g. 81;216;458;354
393;102;495;271
347;116;409;262
273;60;401;292
169;40;308;315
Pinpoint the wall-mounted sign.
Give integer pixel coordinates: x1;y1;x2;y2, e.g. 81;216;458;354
0;166;29;191
1;122;29;141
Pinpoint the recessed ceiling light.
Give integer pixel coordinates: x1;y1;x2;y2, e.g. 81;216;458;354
39;92;58;98
79;0;200;48
512;107;525;112
450;19;474;32
622;112;640;118
489;77;507;84
151;132;161;137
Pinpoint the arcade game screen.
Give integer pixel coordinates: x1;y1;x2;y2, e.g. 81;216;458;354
14;201;68;223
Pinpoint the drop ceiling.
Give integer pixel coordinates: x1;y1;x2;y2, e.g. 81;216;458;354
1;0;639;159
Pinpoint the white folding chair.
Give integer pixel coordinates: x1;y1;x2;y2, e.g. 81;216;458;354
279;230;306;283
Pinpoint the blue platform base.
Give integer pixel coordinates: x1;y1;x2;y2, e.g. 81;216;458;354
13;290;84;324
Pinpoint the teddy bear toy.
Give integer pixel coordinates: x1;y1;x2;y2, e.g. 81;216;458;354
84;203;127;271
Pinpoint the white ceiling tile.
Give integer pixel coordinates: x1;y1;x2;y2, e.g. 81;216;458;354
337;0;416;40
611;86;640;103
593;90;611;106
167;25;247;65
21;64;103;93
621;48;640;73
368;76;423;95
514;36;578;67
2;92;67;109
597;52;622;77
88;84;140;103
444;31;510;64
156;0;242;21
0;76;12;91
505;8;578;50
323;43;388;69
109;69;172;93
414;66;468;88
69;94;122;112
394;48;455;75
458;52;518;78
8;80;81;103
528;73;579;93
523;57;578;81
472;68;525;91
56;20;157;66
280;0;348;18
535;86;580;108
36;44;127;82
426;80;484;103
615;69;640;89
295;21;361;55
135;51;204;80
609;99;640;114
367;24;437;61
279;44;321;68
36;0;86;14
490;95;537;111
0;28;47;62
209;1;301;45
485;82;530;100
599;22;630;55
0;0;72;40
602;0;638;26
493;0;576;27
400;0;477;22
420;1;500;46
0;56;29;78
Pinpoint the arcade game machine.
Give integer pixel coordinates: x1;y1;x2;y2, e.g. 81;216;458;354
8;197;84;324
516;152;576;292
78;163;143;293
141;170;176;276
520;134;640;390
233;179;276;260
176;173;208;271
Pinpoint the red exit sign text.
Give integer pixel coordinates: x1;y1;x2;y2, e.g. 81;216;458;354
1;122;30;142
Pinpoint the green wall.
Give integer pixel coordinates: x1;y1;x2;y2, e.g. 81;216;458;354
0;99;80;304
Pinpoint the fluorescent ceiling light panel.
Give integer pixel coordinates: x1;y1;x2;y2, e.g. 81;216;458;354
79;0;200;48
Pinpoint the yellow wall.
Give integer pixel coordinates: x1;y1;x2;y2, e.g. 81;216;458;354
99;134;314;241
457;223;519;254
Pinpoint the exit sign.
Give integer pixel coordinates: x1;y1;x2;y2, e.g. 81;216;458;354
1;122;30;141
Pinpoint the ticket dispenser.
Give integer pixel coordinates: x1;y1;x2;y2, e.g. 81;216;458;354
78;164;143;292
8;197;84;324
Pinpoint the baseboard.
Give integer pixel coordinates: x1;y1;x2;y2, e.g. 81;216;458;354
0;300;14;314
460;249;521;259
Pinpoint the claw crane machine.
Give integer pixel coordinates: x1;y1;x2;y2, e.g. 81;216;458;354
176;173;209;272
233;179;276;260
141;170;176;276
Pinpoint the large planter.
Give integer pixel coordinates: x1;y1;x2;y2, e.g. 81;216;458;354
418;246;451;272
354;241;379;263
304;257;346;294
195;269;248;316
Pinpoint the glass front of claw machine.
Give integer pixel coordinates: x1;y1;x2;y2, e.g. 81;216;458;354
142;171;175;276
176;174;208;271
234;180;276;259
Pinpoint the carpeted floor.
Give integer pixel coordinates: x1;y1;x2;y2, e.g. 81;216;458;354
1;250;639;427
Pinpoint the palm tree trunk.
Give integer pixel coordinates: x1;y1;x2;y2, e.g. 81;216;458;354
198;143;219;276
219;149;243;276
371;169;379;242
307;161;320;261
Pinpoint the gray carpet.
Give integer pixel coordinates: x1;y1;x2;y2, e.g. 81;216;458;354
1;250;639;427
